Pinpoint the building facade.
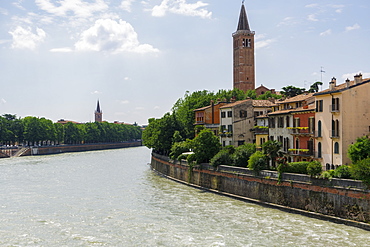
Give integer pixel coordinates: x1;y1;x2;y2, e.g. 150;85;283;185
314;74;370;170
194;101;227;136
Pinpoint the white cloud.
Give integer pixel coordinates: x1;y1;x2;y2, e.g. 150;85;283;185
151;0;212;19
154;106;160;110
91;90;102;94
135;106;145;110
75;19;159;54
50;47;73;52
345;23;360;32
307;14;318;22
120;0;135;12
9;26;46;50
277;17;297;27
0;98;6;104
35;0;109;18
118;100;129;104
320;29;331;36
255;36;276;50
341;72;370;80
305;4;318;8
0;7;8;15
124;77;130;80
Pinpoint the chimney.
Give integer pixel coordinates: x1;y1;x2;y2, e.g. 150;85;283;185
329;77;336;90
354;73;363;85
345;78;351;88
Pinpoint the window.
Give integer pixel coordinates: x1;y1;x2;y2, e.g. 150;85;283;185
227;111;232;118
238;140;245;146
221;112;226;118
331;98;340;112
270;136;274;141
286;116;290;127
227;125;233;132
309;117;315;133
334;142;339;154
316;100;323;112
240;110;247;118
331;119;339;138
278;117;284;128
269;117;276;128
221;125;226;132
318;142;322;158
317;120;322;137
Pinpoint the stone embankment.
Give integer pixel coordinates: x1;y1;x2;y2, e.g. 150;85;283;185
151;152;370;230
0;141;142;158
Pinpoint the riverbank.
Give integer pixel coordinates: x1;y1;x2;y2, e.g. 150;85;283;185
0;141;142;158
150;152;370;231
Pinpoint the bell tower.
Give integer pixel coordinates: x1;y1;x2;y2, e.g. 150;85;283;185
95;100;103;122
233;2;255;92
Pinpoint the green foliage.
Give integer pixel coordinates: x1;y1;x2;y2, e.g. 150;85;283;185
350;158;370;186
333;165;352;179
170;141;190;160
262;140;282;167
142;113;182;155
256;90;282;100
308;81;323;93
210;149;233;167
320;170;335;180
347;136;370;163
187;153;196;164
248;151;267;174
281;85;306;98
284;162;310;174
233;143;256;167
307;161;322;177
190;129;221;164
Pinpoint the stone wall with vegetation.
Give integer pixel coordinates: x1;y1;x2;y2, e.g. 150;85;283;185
151;153;370;228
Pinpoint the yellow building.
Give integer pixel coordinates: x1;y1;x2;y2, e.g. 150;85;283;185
314;74;370;170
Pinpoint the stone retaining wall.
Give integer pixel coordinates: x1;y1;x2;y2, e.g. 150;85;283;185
151;153;370;229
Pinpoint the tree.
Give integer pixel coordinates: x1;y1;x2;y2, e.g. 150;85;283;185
307;161;322;177
348;136;370;163
142;113;181;155
233;143;256;167
262;140;282;168
308;81;323;93
281;86;306;98
210;145;235;167
350;158;370;186
189;129;221;164
248;151;268;174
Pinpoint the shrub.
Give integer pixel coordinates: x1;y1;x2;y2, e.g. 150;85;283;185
187;153;196;164
248;151;268;174
233;143;256;167
170;141;190;160
210;149;233;167
350;158;370;186
285;162;310;174
320;170;335;180
307;161;322;177
333;165;352;179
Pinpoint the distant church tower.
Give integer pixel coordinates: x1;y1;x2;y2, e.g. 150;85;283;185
233;2;255;91
95;100;103;122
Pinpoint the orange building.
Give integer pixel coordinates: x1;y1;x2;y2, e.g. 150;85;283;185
194;101;228;135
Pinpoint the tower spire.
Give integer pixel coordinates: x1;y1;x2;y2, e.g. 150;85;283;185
95;100;103;122
237;2;250;31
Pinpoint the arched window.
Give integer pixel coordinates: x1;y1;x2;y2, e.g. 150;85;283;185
318;120;322;137
334;142;339;154
318;142;322;158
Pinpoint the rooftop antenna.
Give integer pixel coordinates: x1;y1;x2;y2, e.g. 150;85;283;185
320;66;325;91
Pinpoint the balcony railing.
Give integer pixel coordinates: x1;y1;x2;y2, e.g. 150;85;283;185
330;130;340;139
288;149;314;156
251;127;269;134
287;127;314;135
330;104;340;113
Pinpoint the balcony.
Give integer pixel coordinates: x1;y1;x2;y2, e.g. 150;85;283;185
288;149;314;157
330;130;340;139
330;104;340;113
251;126;269;135
287;127;314;136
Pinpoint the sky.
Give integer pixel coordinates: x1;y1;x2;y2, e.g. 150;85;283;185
0;0;369;125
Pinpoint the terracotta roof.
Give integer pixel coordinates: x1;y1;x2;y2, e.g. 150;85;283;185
220;99;251;109
193;105;211;111
314;77;370;96
277;93;314;104
269;103;315;116
252;100;275;107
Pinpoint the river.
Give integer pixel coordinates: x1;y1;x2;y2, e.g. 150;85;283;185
0;146;369;246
